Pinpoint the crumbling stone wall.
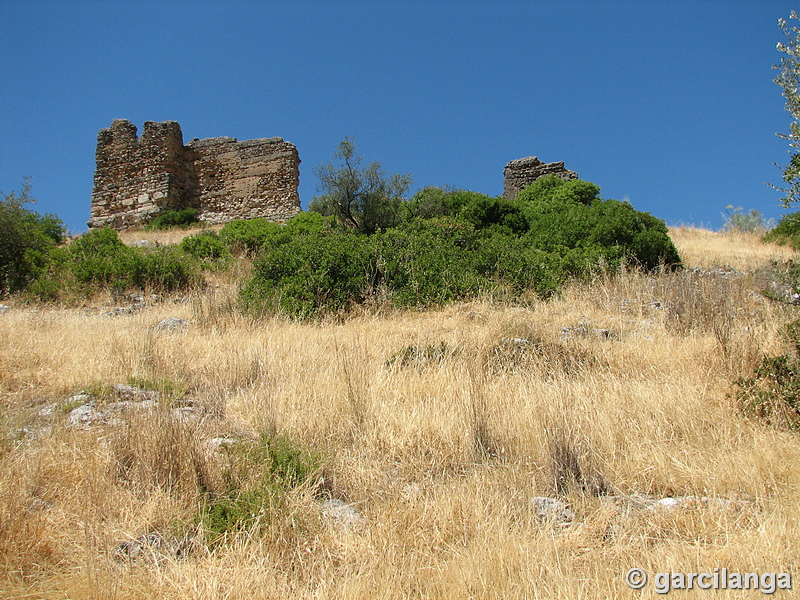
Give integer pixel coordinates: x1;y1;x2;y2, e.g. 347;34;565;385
89;119;301;229
502;156;578;200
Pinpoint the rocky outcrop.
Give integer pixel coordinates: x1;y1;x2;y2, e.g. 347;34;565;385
89;119;301;229
502;156;578;200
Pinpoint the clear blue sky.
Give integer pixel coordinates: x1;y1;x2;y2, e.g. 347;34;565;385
1;0;798;233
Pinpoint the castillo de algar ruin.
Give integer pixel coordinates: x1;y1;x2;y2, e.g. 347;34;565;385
88;119;301;229
88;119;577;229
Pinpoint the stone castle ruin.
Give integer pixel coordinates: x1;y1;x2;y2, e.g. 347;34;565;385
89;119;301;229
502;156;578;200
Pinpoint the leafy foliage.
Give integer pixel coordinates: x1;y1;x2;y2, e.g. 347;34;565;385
201;433;319;542
518;175;681;270
145;208;201;230
0;180;66;295
219;218;285;256
241;230;377;318
180;231;230;260
722;205;775;233
67;228;200;295
243;173;680;318
309;138;412;234
771;11;800;207
763;211;800;249
734;318;800;430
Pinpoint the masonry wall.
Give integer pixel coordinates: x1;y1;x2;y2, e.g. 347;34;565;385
502;156;578;200
89;119;301;229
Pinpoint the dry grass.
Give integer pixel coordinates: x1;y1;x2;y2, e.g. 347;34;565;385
1;228;799;598
668;226;796;272
116;225;223;247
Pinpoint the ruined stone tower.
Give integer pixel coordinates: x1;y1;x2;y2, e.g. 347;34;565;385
89;119;301;229
502;156;578;200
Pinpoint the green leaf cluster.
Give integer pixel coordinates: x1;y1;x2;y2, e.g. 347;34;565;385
144;208;201;230
0;181;66;295
764;211;800;249
242;175;681;318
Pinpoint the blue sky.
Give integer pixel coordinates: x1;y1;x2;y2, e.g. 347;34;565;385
1;0;798;233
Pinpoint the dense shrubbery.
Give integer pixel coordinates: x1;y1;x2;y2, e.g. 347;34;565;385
764;211;800;249
28;227;202;300
2;172;680;316
145;208;201;230
180;231;230;260
219;218;285;256
240;176;681;318
0;182;66;295
241;229;378;318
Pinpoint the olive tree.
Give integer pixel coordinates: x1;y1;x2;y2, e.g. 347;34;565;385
772;11;800;207
309;138;412;234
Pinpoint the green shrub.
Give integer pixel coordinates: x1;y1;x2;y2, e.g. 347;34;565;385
219;218;286;256
722;205;774;233
241;230;376;318
518;176;681;270
734;319;800;430
473;233;564;298
285;211;331;235
180;231;230;260
376;218;487;307
764;211;800;249
406;187;494;221
144;208;201;230
201;433;319;542
460;195;528;234
0;181;66;295
68;228;199;294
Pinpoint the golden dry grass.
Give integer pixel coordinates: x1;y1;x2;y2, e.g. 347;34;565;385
1;229;799;599
116;224;223;247
668;226;797;272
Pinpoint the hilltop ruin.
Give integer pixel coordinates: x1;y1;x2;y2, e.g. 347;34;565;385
89;119;301;229
502;156;578;200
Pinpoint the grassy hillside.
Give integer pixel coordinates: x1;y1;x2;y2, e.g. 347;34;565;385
1;228;798;599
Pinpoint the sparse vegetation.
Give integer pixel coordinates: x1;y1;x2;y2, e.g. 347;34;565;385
1;225;799;598
145;208;201;230
764;210;800;249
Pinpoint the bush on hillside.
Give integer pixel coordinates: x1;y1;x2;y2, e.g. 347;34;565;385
218;218;286;256
68;228;200;294
734;318;800;430
518;175;681;270
180;231;230;260
241;176;681;318
240;230;377;318
0;181;66;295
764;211;800;249
145;208;201;230
722;205;774;233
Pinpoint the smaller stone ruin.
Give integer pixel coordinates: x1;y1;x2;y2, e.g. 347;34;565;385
502;156;578;200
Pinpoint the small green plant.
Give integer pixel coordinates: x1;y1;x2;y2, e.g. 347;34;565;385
144;208;201;230
126;376;187;405
179;231;230;261
764;211;800;249
734;318;800;430
200;432;319;543
218;218;286;256
385;342;455;368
